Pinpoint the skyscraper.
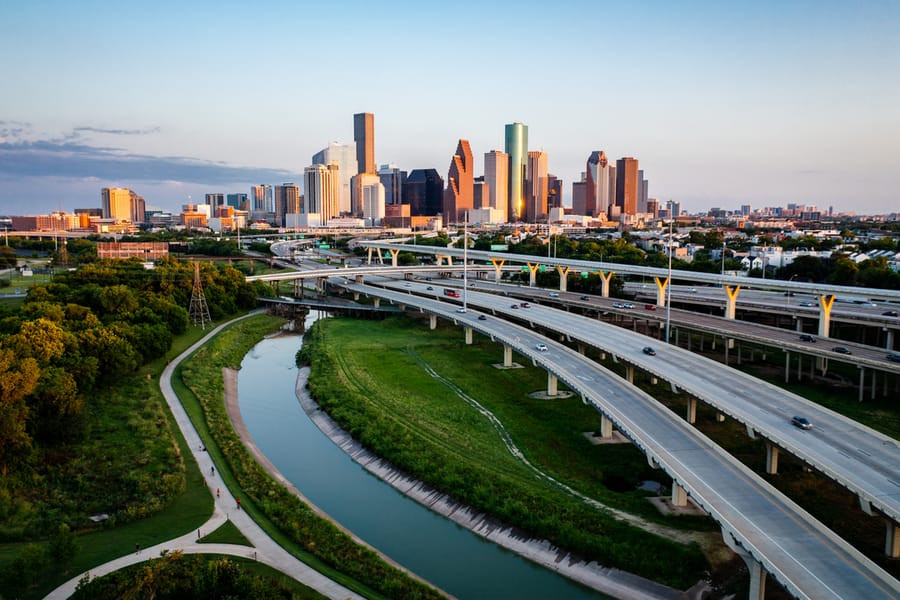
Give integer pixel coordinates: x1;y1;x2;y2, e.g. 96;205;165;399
128;190;145;224
572;177;587;216
403;169;443;216
378;164;407;205
525;150;548;223
504;122;528;222
547;174;562;210
357;172;385;226
443;139;474;224
303;164;340;225
353;112;375;175
204;193;225;215
274;183;301;227
484;150;509;223
638;169;648;213
312;142;356;215
250;184;274;213
615;157;639;216
586;151;613;217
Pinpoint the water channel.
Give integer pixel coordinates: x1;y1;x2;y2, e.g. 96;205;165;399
236;314;610;600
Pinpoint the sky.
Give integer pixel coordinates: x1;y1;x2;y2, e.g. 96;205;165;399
1;0;898;217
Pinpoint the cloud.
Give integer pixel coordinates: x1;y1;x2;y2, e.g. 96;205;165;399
73;126;162;136
0;136;298;186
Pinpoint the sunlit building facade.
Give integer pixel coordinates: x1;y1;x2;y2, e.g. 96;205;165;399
504;122;528;221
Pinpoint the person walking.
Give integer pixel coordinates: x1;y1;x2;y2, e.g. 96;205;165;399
216;487;220;498
236;497;241;510
210;465;215;476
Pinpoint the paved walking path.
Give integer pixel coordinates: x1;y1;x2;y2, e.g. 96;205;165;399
46;313;363;600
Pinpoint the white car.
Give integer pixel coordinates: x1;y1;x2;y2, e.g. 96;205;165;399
535;343;548;352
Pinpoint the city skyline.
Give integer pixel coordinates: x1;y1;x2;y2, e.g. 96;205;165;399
1;1;898;216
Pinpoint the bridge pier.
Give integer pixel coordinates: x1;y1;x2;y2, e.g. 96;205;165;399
373;298;381;308
490;258;505;283
887;329;895;350
556;266;570;292
527;263;540;287
429;314;436;330
547;373;558;397
465;327;473;345
388;248;400;267
598;414;613;438
625;365;634;384
353;292;359;301
766;443;780;474
686;398;697;424
886;520;900;558
716;412;726;422
724;285;741;320
598;270;614;297
859;367;865;403
654;276;669;307
723;532;766;600
671;483;687;507
577;342;585;355
785;351;790;383
503;345;513;367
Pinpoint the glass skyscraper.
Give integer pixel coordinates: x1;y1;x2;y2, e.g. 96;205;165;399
504;122;528;222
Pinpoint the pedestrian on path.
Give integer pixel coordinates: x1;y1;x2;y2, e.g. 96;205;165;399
216;487;220;498
210;465;215;476
236;497;241;510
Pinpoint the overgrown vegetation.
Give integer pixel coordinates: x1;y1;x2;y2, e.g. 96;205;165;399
300;315;710;589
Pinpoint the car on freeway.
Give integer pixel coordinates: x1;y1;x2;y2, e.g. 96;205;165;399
580;295;589;300
799;334;816;342
799;301;814;307
426;286;434;290
644;304;656;310
623;303;635;309
832;346;852;355
535;343;548;352
404;282;412;287
612;302;624;308
455;308;467;314
549;292;559;298
520;302;530;308
642;346;656;356
791;416;813;430
883;310;899;317
511;304;519;309
478;314;487;321
887;353;900;363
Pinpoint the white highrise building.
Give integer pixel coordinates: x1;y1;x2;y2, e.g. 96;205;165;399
484;150;509;223
312;142;357;215
357;172;385;226
303;162;341;226
586;151;613;217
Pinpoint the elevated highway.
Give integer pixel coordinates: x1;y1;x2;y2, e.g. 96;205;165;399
334;280;900;599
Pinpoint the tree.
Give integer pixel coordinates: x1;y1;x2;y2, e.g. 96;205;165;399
49;523;78;573
827;257;860;286
0;348;40;472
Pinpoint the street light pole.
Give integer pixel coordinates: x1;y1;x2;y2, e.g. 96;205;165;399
462;211;468;312
665;207;673;344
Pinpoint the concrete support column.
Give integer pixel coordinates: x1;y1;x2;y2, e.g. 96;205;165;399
724;340;729;366
556;266;570;292
598;270;614;298
527;263;540;287
465;327;472;345
724;533;766;600
785;351;790;383
686;398;697;424
576;342;585;355
651;376;658;385
389;248;400;267
373;298;381;308
766;443;780;475
886;520;900;558
599;414;613;438
429;314;436;330
654;276;669;307
625;365;634;384
872;370;877;400
716;413;726;422
859;367;865;403
797;353;802;381
353;292;359;301
817;294;835;338
547;373;558;397
503;345;513;368
887;329;895;351
671;483;687;507
724;285;741;320
490;258;505;283
700;334;705;352
366;246;373;264
796;317;803;332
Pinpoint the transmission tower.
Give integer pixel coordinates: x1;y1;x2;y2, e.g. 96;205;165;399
189;261;211;329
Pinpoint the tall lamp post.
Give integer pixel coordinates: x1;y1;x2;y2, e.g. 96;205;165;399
664;204;674;344
462;211;468;312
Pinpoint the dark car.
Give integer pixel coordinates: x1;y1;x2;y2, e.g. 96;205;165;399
799;334;816;342
644;304;657;310
791;416;812;430
426;286;434;290
832;346;852;355
887;353;900;363
642;346;656;356
883;310;899;317
511;304;519;309
520;302;530;308
477;314;487;321
580;295;589;300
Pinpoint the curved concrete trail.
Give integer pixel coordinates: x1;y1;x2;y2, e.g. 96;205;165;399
46;313;363;600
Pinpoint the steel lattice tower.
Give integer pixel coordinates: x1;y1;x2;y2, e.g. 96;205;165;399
188;261;211;329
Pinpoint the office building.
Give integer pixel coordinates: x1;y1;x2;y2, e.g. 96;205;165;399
274;183;301;227
473;177;488;210
357;172;385;226
572;174;587;216
638;170;649;213
102;188;133;222
504;122;528;221
547;175;562;211
484;150;509;223
129;190;145;224
378;164;407;205
525;150;548;222
303;164;341;226
250;185;274;212
443;139;474;224
353;112;375;175
403;169;443;216
226;193;249;211
312;142;357;215
615;157;639;216
586;151;613;217
647;198;660;219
